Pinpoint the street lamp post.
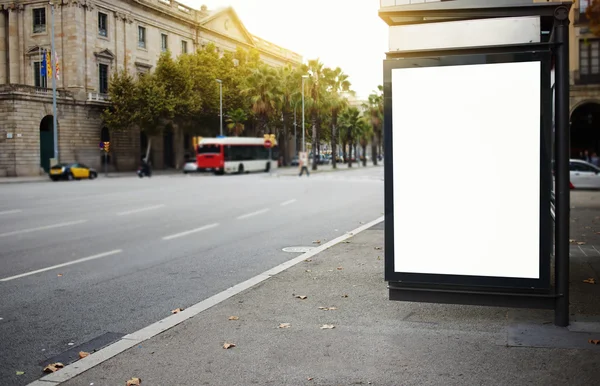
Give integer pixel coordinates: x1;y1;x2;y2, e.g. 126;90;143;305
293;99;301;156
216;79;223;136
301;75;309;153
50;2;58;162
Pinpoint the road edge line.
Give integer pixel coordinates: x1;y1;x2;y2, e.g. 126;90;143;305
30;215;384;385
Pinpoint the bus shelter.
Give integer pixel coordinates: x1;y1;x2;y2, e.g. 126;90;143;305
380;0;572;326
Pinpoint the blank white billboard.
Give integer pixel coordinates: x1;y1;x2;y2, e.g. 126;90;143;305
392;61;541;278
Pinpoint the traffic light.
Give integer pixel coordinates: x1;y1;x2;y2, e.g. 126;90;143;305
103;141;110;153
264;134;277;145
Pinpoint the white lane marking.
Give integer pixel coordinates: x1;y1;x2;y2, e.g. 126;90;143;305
280;199;297;206
0;249;123;282
162;223;219;241
0;209;22;215
29;215;384;386
236;208;270;220
117;204;165;216
0;220;87;238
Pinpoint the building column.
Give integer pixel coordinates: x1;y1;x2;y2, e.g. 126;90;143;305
64;4;85;98
18;6;24;84
0;11;7;84
8;7;21;84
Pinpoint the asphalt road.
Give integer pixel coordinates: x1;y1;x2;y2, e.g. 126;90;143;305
0;167;384;385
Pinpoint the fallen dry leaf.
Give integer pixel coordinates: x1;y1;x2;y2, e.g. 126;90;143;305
343;241;351;244
569;239;576;243
78;351;90;359
583;278;596;284
377;256;381;260
43;363;64;373
341;294;349;298
307;377;314;381
374;247;382;250
15;371;24;375
57;274;63;277
171;308;184;314
577;242;586;245
313;240;321;244
320;324;335;329
305;269;312;273
228;316;239;321
223;342;236;349
319;307;337;311
304;259;312;262
278;323;291;328
126;378;142;386
589;339;600;345
296;295;308;300
337;266;343;270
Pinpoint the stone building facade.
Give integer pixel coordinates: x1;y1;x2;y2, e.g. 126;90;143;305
565;1;600;157
0;0;302;176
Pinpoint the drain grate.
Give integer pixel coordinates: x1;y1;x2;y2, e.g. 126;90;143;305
39;332;124;366
282;246;315;253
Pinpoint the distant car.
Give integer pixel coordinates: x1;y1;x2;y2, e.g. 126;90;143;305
569;159;600;189
290;157;299;166
49;163;97;181
183;161;198;174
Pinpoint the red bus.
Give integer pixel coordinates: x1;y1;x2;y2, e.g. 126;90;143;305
195;137;279;175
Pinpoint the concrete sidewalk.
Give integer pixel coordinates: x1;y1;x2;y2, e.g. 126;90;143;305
276;162;381;176
0;170;182;184
32;203;600;385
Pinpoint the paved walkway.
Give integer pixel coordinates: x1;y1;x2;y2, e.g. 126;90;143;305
0;170;181;184
31;193;600;386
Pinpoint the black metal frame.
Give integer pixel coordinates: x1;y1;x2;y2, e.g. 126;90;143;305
381;1;572;326
384;48;553;291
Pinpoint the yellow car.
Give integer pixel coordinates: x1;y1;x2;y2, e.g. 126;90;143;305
49;163;98;181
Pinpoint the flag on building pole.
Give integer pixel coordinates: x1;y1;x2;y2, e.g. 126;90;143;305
46;50;52;79
54;51;60;81
40;49;46;76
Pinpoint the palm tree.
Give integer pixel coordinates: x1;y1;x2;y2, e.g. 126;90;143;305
363;85;383;165
323;67;351;169
339;107;361;168
358;117;373;166
226;108;247;136
242;65;279;135
303;59;327;170
275;65;301;165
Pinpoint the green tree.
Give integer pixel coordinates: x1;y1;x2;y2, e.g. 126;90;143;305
358;117;373;167
303;59;328;170
339;107;362;168
243;64;279;135
274;64;303;165
133;72;176;161
226;108;247;136
587;1;600;36
102;70;137;170
102;70;137;136
363;85;383;165
323;67;351;169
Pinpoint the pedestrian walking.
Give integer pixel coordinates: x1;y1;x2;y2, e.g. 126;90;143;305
299;151;310;177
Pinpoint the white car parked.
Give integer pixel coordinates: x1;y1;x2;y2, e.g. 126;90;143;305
183;161;198;174
569;159;600;189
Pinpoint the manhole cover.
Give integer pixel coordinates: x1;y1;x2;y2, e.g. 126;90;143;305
282;246;315;253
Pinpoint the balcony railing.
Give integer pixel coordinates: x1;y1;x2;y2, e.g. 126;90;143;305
575;8;589;25
0;84;72;98
574;70;600;86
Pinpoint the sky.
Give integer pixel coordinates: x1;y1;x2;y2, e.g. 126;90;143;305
183;0;388;100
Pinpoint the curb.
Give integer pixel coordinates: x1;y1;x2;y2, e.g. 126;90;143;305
276;164;383;177
28;215;385;386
